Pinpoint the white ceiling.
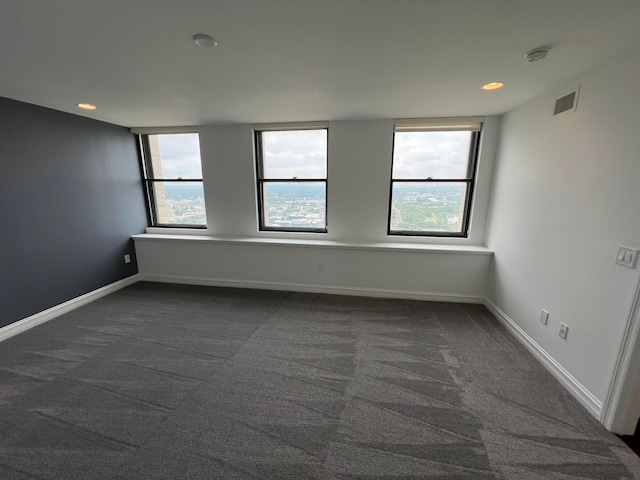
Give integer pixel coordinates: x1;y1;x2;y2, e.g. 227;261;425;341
2;0;640;127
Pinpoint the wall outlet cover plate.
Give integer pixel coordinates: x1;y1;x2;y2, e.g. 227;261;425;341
616;246;638;268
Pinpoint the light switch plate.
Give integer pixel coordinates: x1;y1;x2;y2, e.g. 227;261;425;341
615;246;638;268
540;309;549;325
559;322;569;340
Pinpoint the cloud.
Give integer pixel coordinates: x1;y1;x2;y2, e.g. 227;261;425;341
262;130;327;179
153;129;470;184
156;133;203;179
392;131;471;179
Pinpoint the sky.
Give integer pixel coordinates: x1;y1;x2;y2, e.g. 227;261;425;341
156;133;203;178
262;130;327;179
392;131;472;179
154;129;472;181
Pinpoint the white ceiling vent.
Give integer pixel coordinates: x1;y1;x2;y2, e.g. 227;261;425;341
554;87;580;115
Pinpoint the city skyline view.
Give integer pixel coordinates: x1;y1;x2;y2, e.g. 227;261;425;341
160;182;464;233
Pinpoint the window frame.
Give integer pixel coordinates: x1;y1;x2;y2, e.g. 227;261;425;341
254;124;329;234
387;119;483;238
137;130;207;229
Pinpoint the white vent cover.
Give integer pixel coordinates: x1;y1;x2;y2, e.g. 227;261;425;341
554;87;580;115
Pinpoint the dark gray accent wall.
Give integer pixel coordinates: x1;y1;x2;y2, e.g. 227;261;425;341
0;97;148;328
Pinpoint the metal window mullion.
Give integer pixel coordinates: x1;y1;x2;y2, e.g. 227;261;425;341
255;131;266;229
257;178;266;230
465;131;480;179
139;135;153;180
461;131;481;236
259;178;327;183
145;179;159;225
460;181;474;236
146;178;204;182
139;135;158;225
255;131;266;180
390;178;472;183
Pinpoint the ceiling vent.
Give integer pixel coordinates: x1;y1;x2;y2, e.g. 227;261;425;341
554;87;580;115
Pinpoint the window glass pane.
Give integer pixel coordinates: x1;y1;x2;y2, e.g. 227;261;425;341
263;182;326;229
390;182;467;233
149;133;203;179
392;131;472;180
152;181;206;225
261;130;327;179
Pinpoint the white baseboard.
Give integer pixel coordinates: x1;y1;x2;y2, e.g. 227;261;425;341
138;273;485;304
0;274;140;343
484;297;603;419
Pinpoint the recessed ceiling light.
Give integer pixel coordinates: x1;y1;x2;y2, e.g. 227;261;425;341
482;82;504;90
77;103;96;110
193;34;217;48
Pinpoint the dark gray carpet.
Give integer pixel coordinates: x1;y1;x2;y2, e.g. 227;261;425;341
1;282;639;479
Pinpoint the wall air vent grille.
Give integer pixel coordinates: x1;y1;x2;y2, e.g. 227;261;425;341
554;90;578;115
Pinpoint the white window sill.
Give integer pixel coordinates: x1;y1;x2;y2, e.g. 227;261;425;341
132;233;493;256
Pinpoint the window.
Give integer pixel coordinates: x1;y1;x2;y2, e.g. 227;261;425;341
388;118;482;237
139;132;207;227
254;125;328;232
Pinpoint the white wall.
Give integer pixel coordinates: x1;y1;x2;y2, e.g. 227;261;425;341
485;46;640;414
189;118;500;245
138;118;498;301
135;237;491;301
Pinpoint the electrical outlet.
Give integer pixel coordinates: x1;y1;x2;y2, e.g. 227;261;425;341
540;309;549;325
124;254;131;264
558;322;569;340
615;246;638;268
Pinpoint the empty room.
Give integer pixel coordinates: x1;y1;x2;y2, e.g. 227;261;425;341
2;1;640;478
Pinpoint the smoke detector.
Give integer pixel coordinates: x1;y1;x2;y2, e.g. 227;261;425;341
525;47;550;63
193;34;217;48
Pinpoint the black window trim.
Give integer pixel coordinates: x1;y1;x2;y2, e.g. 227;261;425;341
254;125;329;234
387;121;482;238
137;131;207;229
